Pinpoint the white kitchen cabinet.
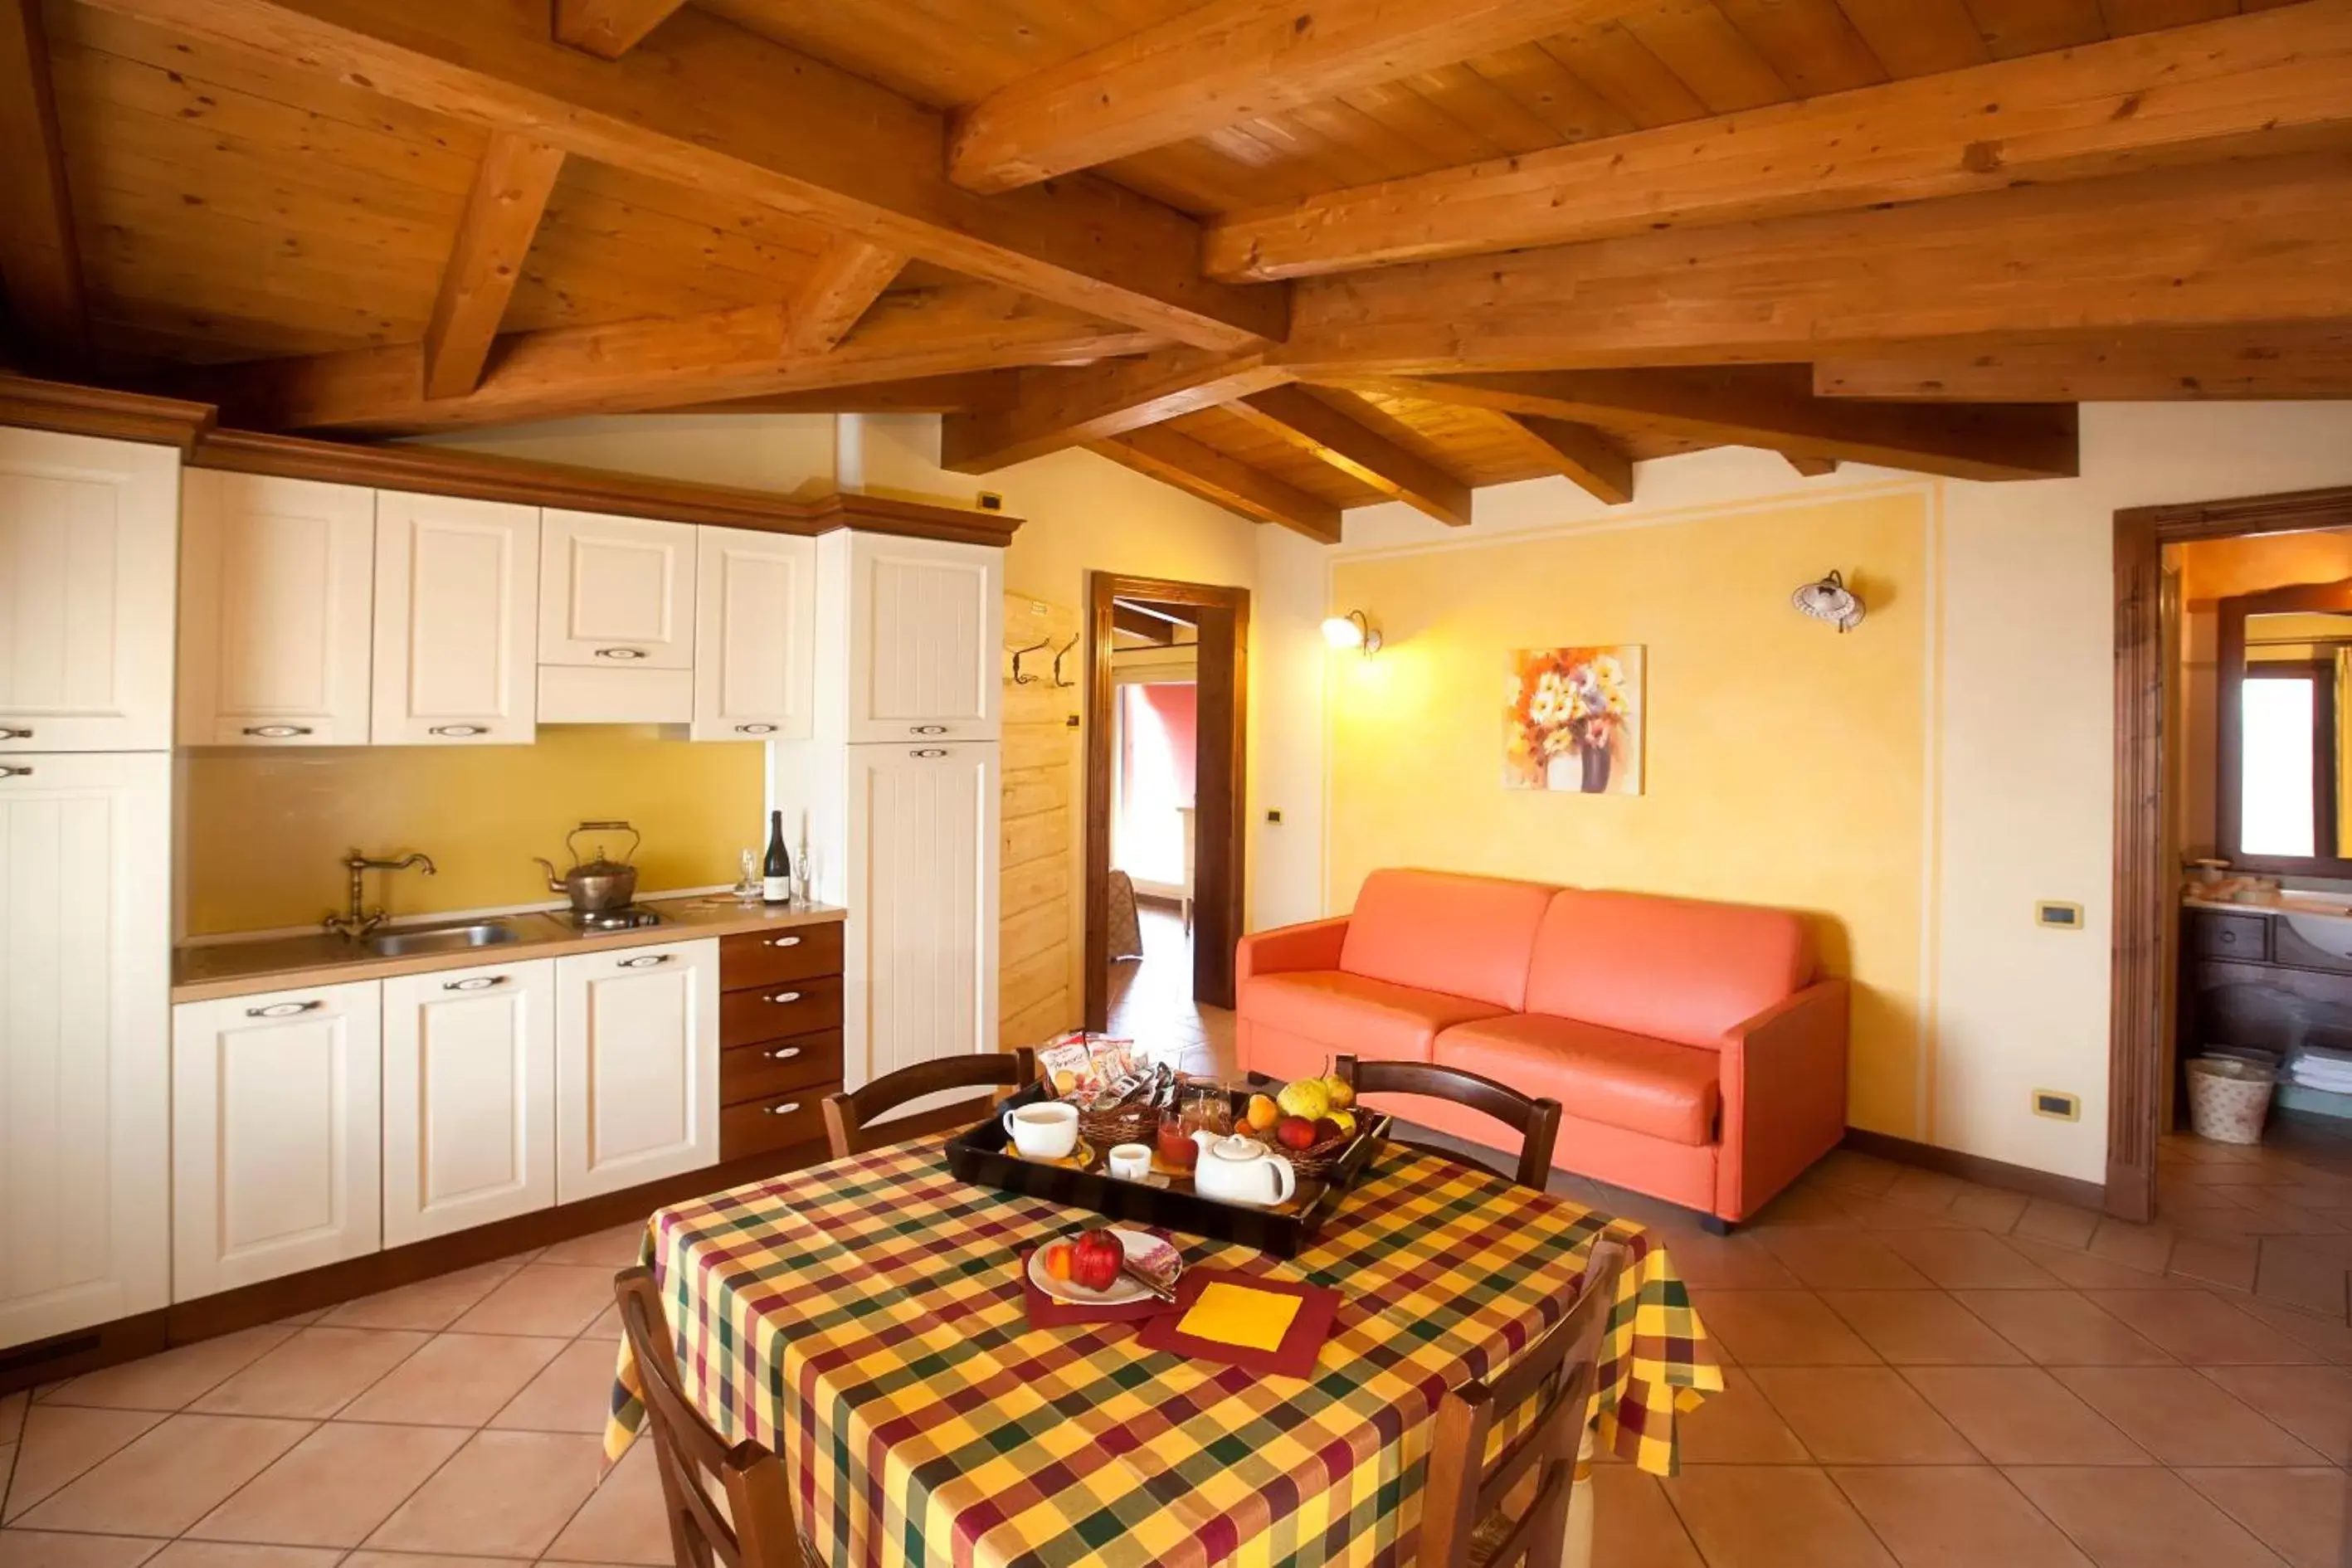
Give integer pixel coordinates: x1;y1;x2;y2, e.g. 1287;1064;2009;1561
172;978;382;1301
382;958;557;1247
0;427;178;754
844;532;1002;743
373;491;538;745
554;937;718;1202
539;509;695;670
693;526;816;742
178;470;375;747
0;752;170;1350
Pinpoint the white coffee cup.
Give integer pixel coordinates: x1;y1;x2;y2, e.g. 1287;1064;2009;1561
1107;1142;1152;1181
1002;1100;1080;1160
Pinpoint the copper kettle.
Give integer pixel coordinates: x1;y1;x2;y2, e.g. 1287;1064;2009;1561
533;821;640;914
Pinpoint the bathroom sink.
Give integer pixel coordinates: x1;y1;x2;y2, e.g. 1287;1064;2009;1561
363;920;520;957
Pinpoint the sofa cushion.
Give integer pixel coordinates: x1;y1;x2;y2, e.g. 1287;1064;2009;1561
1438;1013;1722;1147
1523;889;1814;1049
1240;971;1512;1064
1338;869;1561;1013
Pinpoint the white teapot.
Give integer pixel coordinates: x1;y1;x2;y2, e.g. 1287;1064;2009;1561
1189;1132;1298;1207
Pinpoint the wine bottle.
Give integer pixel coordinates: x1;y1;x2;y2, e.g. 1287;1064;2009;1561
762;810;792;904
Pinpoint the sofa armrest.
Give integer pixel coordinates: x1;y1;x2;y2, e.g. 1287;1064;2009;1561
1714;978;1849;1222
1236;916;1351;986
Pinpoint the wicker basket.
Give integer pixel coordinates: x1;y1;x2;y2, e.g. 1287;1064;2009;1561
1076;1099;1160;1152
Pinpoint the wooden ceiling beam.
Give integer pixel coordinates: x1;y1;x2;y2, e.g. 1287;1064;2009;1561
786;241;908;357
1090;425;1343;544
553;0;688;60
1228;386;1470;526
947;0;1642;194
941;347;1292;474
421;131;565;401
1119;599;1198;628
173;285;1160;436
1112;604;1177;644
1208;2;2352;281
1376;368;2079;481
1812;324;2352;402
661;373;1017;416
80;0;1285;353
1493;412;1634;505
1784;455;1841;478
0;0;85;362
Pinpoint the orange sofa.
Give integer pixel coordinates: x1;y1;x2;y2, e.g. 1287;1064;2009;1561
1236;869;1849;1226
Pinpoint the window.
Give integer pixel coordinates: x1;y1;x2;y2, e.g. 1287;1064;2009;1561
2241;671;2320;858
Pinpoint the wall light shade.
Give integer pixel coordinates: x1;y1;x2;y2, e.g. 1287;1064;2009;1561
1792;570;1865;633
1322;610;1382;655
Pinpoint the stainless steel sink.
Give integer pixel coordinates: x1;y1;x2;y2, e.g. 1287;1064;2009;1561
363;920;521;957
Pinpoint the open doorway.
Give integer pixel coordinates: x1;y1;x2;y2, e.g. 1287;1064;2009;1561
1083;574;1247;1062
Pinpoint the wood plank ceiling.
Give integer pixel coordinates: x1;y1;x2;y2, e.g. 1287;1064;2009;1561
0;0;2346;538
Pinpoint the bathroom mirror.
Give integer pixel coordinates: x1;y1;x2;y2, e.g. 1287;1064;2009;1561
2218;578;2352;872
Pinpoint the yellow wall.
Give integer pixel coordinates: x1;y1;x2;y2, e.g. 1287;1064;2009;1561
182;725;764;935
1324;488;1929;1134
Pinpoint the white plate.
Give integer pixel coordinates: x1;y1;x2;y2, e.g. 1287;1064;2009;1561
1028;1227;1181;1307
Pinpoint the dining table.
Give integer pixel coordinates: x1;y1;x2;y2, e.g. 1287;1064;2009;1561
603;1133;1721;1568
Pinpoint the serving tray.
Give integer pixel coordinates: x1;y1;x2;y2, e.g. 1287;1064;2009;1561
945;1081;1390;1259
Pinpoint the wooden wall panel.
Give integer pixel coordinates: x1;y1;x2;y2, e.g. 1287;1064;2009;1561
998;589;1083;1048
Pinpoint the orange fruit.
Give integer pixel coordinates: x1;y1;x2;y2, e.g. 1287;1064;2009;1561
1044;1242;1075;1281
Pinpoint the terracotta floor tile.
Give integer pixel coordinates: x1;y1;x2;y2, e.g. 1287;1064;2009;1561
186;1422;466;1548
1589;1466;1705;1568
144;1542;342;1568
2004;1466;2287;1568
15;1415;312;1537
1879;1231;2063;1290
343;1555;517;1568
2252;1239;2351;1318
2083;1220;2176;1275
1899;1367;2147;1464
2013;1200;2101;1250
2177;1467;2351;1568
2197;1363;2352;1463
2163;1236;2262;1293
2;1407;167;1522
1746;1186;1861;1230
489;1342;625;1435
40;1330;295;1415
0;1395;22;1445
0;1533;166;1568
1751;1232;1933;1291
1674;1369;1809;1463
1816;1292;2025;1366
1880;1169;1970;1215
1688;1291;1880;1366
1809;1152;1904;1198
2004;1237;2193;1292
1949;1292;2174;1366
541;1443;667;1565
579;1305;623;1344
319;1262;523;1333
1660;1465;1894;1568
448;1266;616;1338
2050;1366;2322;1465
1651;1232;1800;1289
2081;1289;2325;1365
1829;1467;2091;1568
191;1329;429;1420
1828;1196;1971;1232
1944;1188;2031;1234
534;1223;654;1270
2233;1297;2352;1362
1746;1367;1976;1463
338;1334;568;1428
361;1429;602;1557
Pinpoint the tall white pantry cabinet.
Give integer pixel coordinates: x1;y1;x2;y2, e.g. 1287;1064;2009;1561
0;426;178;1352
776;531;1003;1103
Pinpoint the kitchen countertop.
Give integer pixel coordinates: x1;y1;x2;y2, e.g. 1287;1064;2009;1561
172;896;846;1003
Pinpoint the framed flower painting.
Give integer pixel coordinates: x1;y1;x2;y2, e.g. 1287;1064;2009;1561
1503;645;1645;794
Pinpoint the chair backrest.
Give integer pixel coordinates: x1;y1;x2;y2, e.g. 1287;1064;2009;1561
1415;1241;1629;1568
821;1046;1036;1158
612;1267;804;1568
1336;1054;1561;1190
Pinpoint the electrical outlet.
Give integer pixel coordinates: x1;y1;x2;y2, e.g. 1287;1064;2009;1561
1266;808;1283;824
2036;901;2083;930
978;491;1004;511
2033;1089;2082;1122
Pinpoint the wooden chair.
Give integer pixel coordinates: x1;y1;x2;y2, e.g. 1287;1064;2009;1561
821;1046;1036;1159
1415;1241;1628;1568
613;1266;806;1568
1334;1054;1561;1191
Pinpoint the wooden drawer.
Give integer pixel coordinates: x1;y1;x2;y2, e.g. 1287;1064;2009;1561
722;1029;843;1103
720;975;842;1046
2191;911;2269;962
720;1085;835;1159
720;923;844;991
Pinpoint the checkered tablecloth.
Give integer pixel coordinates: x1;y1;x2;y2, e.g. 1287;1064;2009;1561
604;1137;1719;1568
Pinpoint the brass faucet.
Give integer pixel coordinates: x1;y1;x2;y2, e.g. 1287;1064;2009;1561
324;850;437;941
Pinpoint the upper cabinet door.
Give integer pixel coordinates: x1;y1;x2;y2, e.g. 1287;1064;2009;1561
692;526;815;742
373;492;538;745
846;533;1002;743
0;429;178;753
538;509;695;670
178;470;375;747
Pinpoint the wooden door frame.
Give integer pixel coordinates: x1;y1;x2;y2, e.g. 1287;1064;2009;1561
2111;483;2352;1223
1084;572;1249;1030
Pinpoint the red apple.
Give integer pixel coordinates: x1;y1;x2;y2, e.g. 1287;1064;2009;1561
1312;1117;1344;1146
1277;1115;1317;1151
1071;1227;1124;1293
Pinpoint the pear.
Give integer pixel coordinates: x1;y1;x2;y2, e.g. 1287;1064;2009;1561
1322;1074;1356;1110
1276;1079;1331;1121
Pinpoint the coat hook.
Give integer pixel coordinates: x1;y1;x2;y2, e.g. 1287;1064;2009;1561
1051;634;1079;688
1009;636;1051;684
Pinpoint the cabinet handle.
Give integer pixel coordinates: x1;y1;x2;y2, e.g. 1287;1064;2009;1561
734;723;777;735
444;975;508;991
765;1045;801;1060
429;724;488;738
0;726;32;740
241;725;313;738
767;991;802;1005
0;766;31;779
619;952;672;968
910;724;949;736
911;747;947;758
763;1101;802;1117
246;1000;323;1018
596;647;646;660
764;935;801;948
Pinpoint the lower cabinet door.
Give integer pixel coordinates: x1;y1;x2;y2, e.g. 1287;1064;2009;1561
172;979;382;1301
554;938;719;1203
382;959;558;1247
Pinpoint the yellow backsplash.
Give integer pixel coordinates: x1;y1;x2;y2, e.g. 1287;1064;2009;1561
182;726;766;937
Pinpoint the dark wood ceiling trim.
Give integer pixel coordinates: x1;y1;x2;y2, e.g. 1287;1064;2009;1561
0;375;216;452
0;0;86;362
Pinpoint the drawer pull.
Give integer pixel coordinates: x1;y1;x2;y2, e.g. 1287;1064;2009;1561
735;723;777;735
444;975;507;991
429;724;487;738
619;952;673;968
0;766;31;778
2218;930;2238;944
911;724;949;736
767;990;802;1005
763;1101;803;1117
241;724;313;738
765;1045;802;1061
596;647;646;660
247;1000;323;1018
911;747;947;758
0;726;32;740
765;935;802;948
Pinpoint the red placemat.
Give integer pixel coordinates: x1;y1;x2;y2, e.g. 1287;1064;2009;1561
1020;1249;1167;1330
1134;1268;1339;1378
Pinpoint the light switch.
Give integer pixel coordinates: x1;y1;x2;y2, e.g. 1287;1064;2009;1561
2036;901;2083;930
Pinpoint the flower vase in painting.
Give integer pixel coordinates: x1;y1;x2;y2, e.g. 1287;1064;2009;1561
1504;646;1644;794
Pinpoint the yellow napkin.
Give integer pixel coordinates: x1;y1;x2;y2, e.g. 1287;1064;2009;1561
1177;1282;1303;1352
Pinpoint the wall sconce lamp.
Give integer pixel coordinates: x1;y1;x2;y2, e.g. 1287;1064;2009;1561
1791;570;1866;633
1322;610;1382;656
